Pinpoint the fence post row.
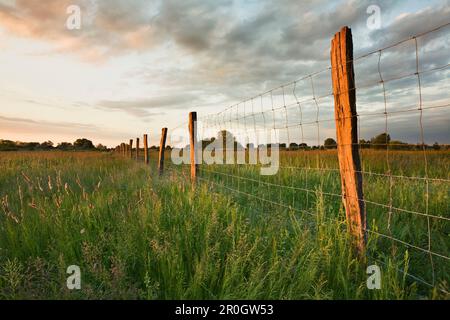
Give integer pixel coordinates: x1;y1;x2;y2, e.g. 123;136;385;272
330;26;366;253
158;128;168;175
136;138;140;160
143;134;149;164
189;111;198;182
113;26;366;256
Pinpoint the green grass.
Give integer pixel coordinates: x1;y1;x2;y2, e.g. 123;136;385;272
0;151;448;299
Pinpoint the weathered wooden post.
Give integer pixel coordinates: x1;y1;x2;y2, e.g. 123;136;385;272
189;112;198;182
143;134;149;165
158;128;168;175
129;139;133;159
331;26;366;253
136;138;140;161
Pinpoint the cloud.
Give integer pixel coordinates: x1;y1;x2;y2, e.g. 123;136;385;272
368;4;450;50
0;0;162;62
0;114;96;130
129;0;401;104
95;94;207;118
152;0;231;52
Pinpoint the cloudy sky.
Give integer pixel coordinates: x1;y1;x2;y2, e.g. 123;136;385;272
0;0;449;147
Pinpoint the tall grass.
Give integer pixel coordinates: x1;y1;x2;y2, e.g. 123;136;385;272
0;151;448;299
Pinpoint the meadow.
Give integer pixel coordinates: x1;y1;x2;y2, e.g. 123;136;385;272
0;150;448;299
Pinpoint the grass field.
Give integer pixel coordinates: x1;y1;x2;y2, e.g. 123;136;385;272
0;151;448;299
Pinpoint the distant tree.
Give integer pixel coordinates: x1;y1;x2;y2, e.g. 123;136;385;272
324;138;337;149
371;133;391;149
289;142;298;150
96;143;107;151
390;140;410;150
359;139;371;149
22;142;40;150
433;142;441;151
57;142;73;150
298;143;308;150
0;140;18;151
73;138;95;150
39;141;54;150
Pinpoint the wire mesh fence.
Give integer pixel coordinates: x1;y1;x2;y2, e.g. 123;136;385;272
116;23;450;292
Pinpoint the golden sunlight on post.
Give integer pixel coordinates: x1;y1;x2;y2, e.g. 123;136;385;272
158;128;168;175
136;137;140;161
331;26;366;254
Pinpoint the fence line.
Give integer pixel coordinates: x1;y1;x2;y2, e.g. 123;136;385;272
113;23;450;293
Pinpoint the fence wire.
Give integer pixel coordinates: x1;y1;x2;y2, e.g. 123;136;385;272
192;23;450;292
118;23;450;293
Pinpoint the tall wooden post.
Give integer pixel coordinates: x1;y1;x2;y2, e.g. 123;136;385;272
331;26;366;253
136;138;140;161
189;112;198;182
143;134;149;164
158;128;168;175
129;139;133;159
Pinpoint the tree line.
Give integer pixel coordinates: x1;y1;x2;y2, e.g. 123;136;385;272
286;133;447;151
0;138;108;151
200;132;448;151
2;133;447;152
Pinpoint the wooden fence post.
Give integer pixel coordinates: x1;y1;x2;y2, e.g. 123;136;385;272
136;138;140;161
129;139;133;159
143;134;149;164
331;26;366;253
158;128;168;175
189;112;198;182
